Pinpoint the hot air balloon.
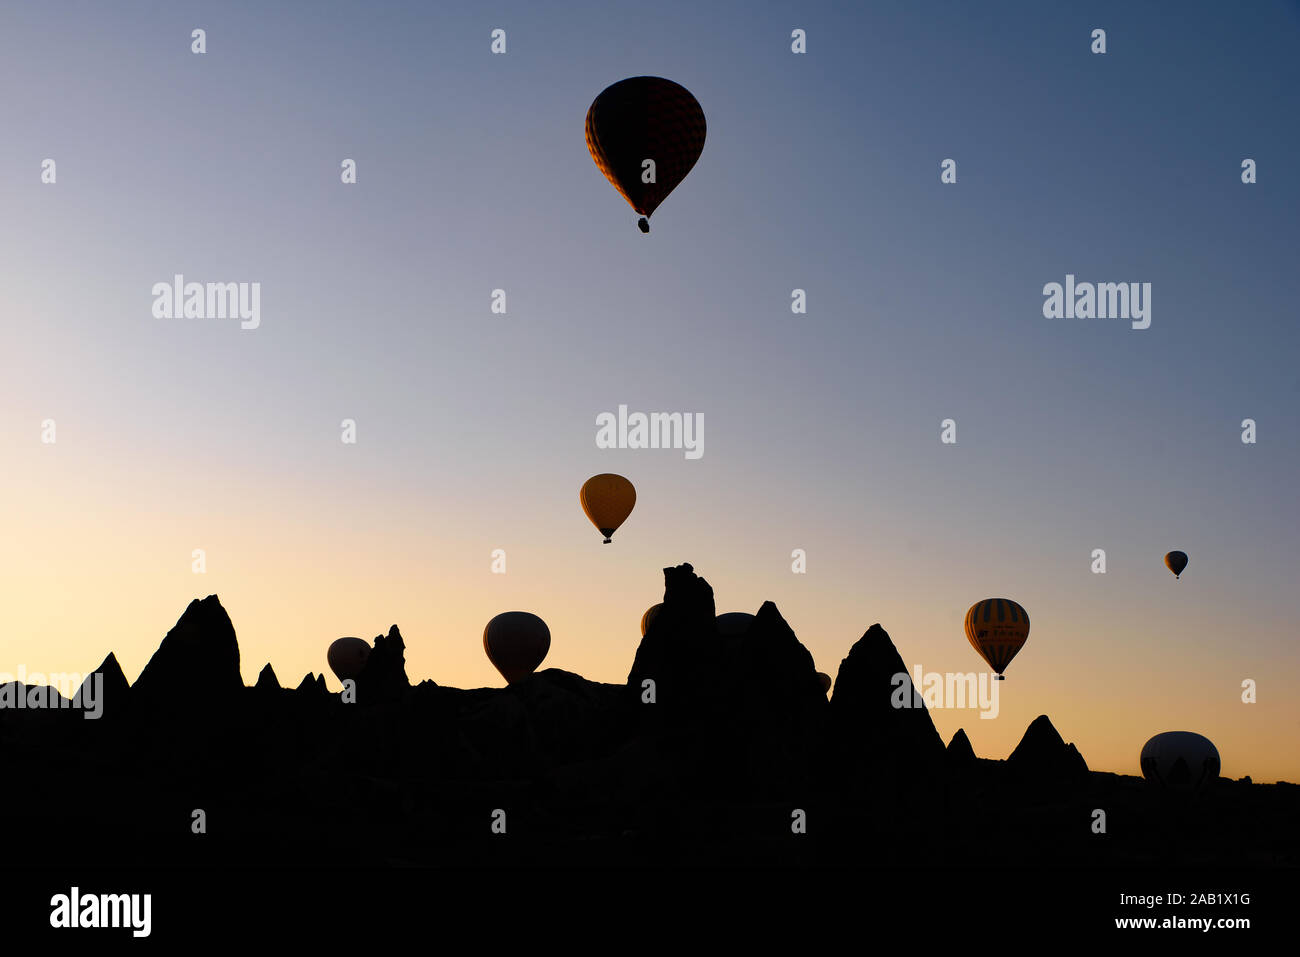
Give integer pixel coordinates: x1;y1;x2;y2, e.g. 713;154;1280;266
640;603;663;636
327;637;371;682
1164;551;1188;579
483;611;550;685
816;672;833;695
1140;731;1220;794
964;598;1030;680
585;76;706;232
715;612;754;637
580;474;636;543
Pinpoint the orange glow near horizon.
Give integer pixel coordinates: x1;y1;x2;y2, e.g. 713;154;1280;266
2;444;1295;784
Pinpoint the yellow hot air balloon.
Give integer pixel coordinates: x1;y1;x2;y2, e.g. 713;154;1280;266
580;474;636;543
483;612;550;685
964;599;1030;680
640;603;663;636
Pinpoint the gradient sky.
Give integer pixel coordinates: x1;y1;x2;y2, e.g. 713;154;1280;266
2;1;1297;781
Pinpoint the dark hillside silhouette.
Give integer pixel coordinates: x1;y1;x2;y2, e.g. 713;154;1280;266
0;562;1295;868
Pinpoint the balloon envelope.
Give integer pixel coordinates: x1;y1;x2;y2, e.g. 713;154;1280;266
580;474;636;543
483;611;551;685
1164;551;1188;579
715;612;755;637
964;599;1030;676
585;76;706;228
816;672;832;695
640;603;663;636
327;637;371;682
1140;731;1220;793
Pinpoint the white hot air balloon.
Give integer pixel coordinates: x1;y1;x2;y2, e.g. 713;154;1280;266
327;637;371;682
715;612;755;637
483;612;551;685
1140;731;1220;794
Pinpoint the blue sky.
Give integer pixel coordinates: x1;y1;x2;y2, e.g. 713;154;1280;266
1;1;1297;778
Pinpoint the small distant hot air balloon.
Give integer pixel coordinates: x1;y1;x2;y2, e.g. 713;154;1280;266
327;637;371;682
1164;551;1188;579
816;672;833;695
580;474;636;543
715;612;755;637
964;598;1030;680
1140;731;1220;794
483;611;550;685
641;603;663;636
585;76;707;232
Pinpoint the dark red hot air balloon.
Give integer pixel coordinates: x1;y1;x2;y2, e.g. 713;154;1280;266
483;612;550;684
1164;551;1188;579
585;76;706;232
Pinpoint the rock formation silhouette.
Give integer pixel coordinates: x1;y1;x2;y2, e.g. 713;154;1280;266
132;595;242;711
78;651;129;718
254;663;280;692
0;562;1293;869
947;727;978;765
356;625;410;704
831;623;946;774
1008;713;1090;786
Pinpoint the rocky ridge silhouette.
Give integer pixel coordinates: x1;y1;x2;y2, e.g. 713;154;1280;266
0;562;1294;868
